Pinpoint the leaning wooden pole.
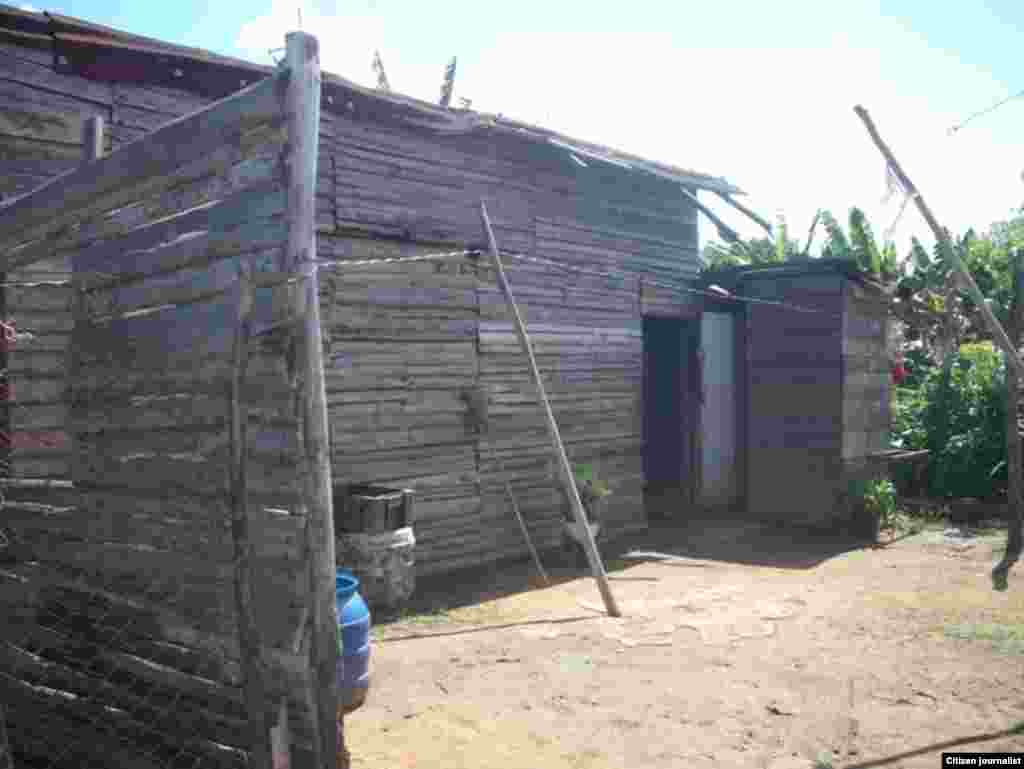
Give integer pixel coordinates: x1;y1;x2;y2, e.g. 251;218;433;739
853;105;1024;589
285;32;339;767
853;106;1024;381
483;440;550;585
478;201;621;617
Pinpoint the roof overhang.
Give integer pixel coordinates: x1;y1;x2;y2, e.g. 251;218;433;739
0;3;743;195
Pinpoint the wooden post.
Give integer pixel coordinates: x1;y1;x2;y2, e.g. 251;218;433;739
284;32;338;767
853;105;1024;588
0;703;11;769
478;201;621;617
998;248;1024;590
483;440;550;585
82;115;104;163
230;263;273;769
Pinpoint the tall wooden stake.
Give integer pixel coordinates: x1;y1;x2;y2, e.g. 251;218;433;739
230;263;272;769
853;105;1024;588
853;106;1024;381
285;32;339;767
0;704;11;769
482;440;550;585
478;202;621;617
82;116;104;164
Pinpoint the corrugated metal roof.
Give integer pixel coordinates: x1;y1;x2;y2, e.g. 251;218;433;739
0;3;743;195
700;257;888;292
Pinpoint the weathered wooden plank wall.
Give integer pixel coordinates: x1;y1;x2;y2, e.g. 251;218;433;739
479;257;646;554
314;128;696;574
739;268;892;532
318;238;481;575
743;273;846;526
0;39;213;480
4;256;73;478
0;64;321;767
0;31;705;582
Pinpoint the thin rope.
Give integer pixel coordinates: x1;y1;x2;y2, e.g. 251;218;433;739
315;248;477;268
949;87;1024;135
497;250;841;317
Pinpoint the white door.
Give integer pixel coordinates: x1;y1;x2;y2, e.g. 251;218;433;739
700;313;738;507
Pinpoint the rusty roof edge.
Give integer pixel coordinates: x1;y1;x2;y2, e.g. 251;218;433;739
2;4;743;194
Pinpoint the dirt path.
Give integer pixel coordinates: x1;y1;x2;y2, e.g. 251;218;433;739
346;522;1024;768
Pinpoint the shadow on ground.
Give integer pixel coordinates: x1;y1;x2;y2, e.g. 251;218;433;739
377;511;870;624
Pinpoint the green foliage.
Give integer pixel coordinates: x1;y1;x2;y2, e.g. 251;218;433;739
848;207;881;274
892;342;1008;499
573;463;612;499
775;213;788;264
894;218;1024;363
701;235;800;268
819;210;850;259
816;207;901;279
847;477;899;530
943;623;1024;655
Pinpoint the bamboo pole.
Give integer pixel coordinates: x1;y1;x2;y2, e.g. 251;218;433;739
285;32;338;767
853;106;1024;380
482;440;550;585
853;105;1024;588
478;201;621;617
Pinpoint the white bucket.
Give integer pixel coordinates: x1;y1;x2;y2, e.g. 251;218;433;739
345;526;415;551
338;527;416;611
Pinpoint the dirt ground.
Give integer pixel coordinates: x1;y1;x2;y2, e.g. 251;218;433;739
345;515;1024;768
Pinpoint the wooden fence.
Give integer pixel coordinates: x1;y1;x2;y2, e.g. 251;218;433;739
0;31;338;769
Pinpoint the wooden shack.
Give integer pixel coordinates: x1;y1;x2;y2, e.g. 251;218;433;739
0;8;894;767
0;9;759;767
700;259;892;536
0;4;748;580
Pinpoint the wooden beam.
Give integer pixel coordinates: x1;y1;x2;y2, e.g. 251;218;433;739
478;201;620;617
82;115;105;165
852;104;1024;589
0;703;10;769
285;31;338;769
711;191;773;237
678;187;740;244
230;263;273;769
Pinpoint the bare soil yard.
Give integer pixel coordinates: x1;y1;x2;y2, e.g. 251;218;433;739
346;516;1024;768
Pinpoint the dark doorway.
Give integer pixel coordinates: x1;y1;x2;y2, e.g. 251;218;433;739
642;316;700;520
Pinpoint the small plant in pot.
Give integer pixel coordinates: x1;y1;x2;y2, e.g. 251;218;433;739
561;463;613;564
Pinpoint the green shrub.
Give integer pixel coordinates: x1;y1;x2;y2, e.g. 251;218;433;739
848;477;900;530
892;342;1008;499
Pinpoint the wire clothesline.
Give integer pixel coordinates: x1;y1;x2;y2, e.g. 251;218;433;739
315;246;841;317
1;246;843;336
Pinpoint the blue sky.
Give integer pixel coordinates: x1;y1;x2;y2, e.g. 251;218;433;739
23;0;1024;254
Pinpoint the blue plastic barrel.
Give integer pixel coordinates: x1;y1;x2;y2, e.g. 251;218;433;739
335;569;371;713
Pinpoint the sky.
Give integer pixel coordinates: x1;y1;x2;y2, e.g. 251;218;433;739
25;0;1024;255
